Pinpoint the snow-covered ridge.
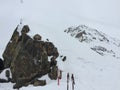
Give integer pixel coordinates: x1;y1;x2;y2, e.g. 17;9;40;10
64;25;120;47
64;25;120;58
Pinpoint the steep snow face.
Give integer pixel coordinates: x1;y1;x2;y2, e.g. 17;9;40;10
64;25;120;59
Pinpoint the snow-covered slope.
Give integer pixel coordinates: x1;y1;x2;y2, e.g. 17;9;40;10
64;25;120;59
0;0;120;90
0;23;120;90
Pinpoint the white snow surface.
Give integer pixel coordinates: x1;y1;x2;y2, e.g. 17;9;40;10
0;0;120;90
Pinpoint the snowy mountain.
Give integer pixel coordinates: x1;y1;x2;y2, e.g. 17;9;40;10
0;24;120;90
0;0;120;90
64;25;120;59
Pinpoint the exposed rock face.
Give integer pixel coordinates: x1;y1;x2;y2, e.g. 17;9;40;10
2;24;59;88
64;25;120;59
64;25;110;43
21;25;30;34
0;58;4;73
48;66;58;80
33;34;42;41
91;46;115;56
3;28;19;68
33;79;46;86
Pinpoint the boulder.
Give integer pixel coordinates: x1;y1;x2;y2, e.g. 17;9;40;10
44;42;59;61
10;34;50;83
0;58;4;72
21;25;30;34
33;79;46;86
48;66;58;80
2;24;59;88
33;34;42;41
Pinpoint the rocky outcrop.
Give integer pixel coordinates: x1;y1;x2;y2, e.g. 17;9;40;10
2;24;59;88
33;79;46;86
64;25;120;59
3;27;19;68
91;46;115;56
0;58;4;73
64;25;112;43
48;66;58;80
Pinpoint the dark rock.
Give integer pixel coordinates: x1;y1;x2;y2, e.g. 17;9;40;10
33;79;46;86
91;46;115;56
50;60;57;67
5;70;11;82
3;28;19;68
44;42;59;60
0;78;8;83
13;78;29;89
10;39;49;83
75;30;86;42
62;56;66;62
33;34;42;41
46;38;49;41
60;55;63;58
0;58;4;72
21;25;30;34
2;24;59;88
48;66;58;80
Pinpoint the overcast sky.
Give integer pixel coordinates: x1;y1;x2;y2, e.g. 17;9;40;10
0;0;120;44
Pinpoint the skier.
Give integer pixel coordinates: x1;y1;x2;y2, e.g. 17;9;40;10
71;74;75;90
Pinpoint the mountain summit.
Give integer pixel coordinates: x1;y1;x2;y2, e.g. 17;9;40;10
64;25;120;59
